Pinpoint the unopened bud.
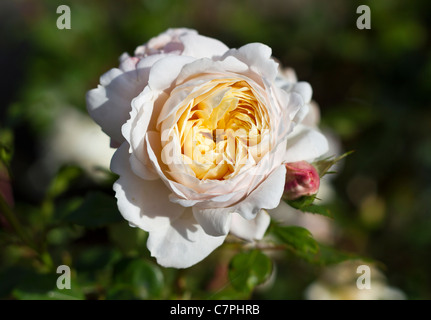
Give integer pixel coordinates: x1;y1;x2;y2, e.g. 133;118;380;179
284;161;320;200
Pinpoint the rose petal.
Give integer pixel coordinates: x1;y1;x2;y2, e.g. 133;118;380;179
276;67;298;88
119;53;139;72
293;82;313;104
181;33;229;59
145;131;189;199
192;207;233;236
235;164;286;220
284;125;329;163
301;101;321;128
174;56;249;85
111;143;184;231
286;91;308;125
147;208;226;268
121;87;160;180
171;190;244;209
148;55;196;92
135;28;198;56
86;69;146;143
223;43;279;82
229;210;270;241
129;138;159;180
87;53;172;143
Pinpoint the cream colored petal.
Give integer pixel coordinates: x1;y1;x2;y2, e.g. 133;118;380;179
111;143;184;232
230;210;270;241
234;164;286;220
147;208;226;268
284;125;329;163
192;206;233;236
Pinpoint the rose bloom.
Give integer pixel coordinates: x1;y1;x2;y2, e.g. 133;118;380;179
87;28;328;268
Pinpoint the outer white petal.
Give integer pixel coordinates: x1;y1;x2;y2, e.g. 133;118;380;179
121;87;160;180
181;33;229;58
147;208;226;268
135;28;198;56
86;54;168;144
235;165;286;220
129;136;159;180
284;125;329;163
111;143;184;231
222;43;279;81
86;71;131;142
293;82;313;104
174;57;249;85
192;207;233;236
302;101;321;128
230;210;271;241
148;55;196;92
86;71;143;143
276;67;297;88
119;53;139;72
284;91;308;125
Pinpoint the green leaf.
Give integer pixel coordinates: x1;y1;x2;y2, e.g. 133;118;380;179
271;224;366;266
301;203;333;218
75;246;121;272
316;244;364;266
11;272;84;300
286;194;317;209
273;225;319;261
108;258;164;299
108;222;148;255
46;165;84;199
46;224;84;246
65;191;123;227
313;151;354;178
52;197;84;223
228;250;272;294
285;194;333;218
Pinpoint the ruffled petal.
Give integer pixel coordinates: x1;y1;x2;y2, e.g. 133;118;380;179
284;125;329;163
121;87;160;180
181;33;229;58
148;55;196;92
234;164;286;220
111;143;184;231
87;68;147;143
293;82;313;104
192;207;233;236
147;208;226;268
222;43;279;82
301;101;321;128
86;53;171;144
230;210;270;241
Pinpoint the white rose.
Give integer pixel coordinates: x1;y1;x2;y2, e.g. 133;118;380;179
86;29;328;268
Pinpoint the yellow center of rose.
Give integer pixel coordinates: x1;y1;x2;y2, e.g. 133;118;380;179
176;80;270;180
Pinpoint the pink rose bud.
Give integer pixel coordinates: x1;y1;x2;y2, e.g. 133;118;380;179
284;161;320;200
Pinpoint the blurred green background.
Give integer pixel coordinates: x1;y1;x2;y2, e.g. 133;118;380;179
1;0;430;299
